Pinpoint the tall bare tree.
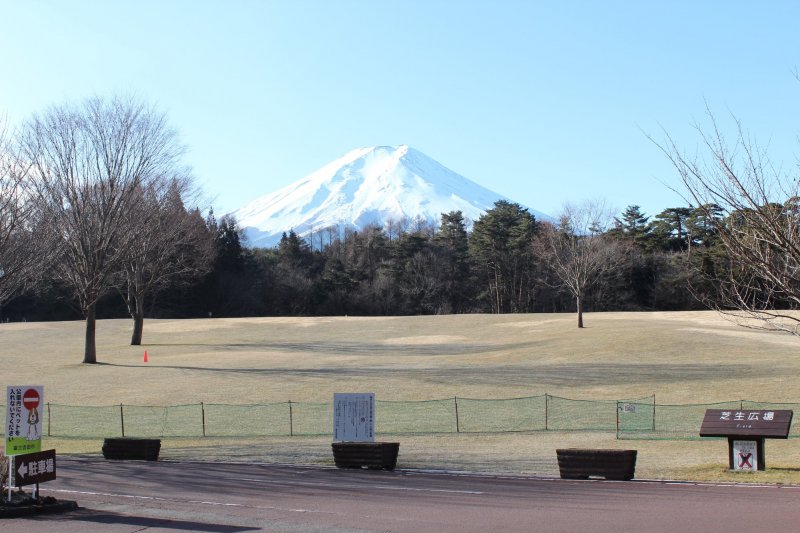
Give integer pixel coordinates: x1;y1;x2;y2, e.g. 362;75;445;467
21;96;184;363
656;108;800;335
0;118;47;307
536;200;628;328
120;173;214;345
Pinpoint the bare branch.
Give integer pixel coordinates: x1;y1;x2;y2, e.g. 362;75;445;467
0;117;47;305
654;105;800;336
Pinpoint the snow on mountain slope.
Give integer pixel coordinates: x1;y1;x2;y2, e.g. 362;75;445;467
229;145;549;248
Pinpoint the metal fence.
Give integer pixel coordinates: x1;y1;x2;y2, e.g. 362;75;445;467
615;399;800;440
1;396;798;440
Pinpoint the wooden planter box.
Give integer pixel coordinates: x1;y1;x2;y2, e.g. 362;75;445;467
332;442;399;470
102;438;161;461
556;449;637;481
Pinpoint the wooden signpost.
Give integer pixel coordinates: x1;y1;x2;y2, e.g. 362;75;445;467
699;409;793;471
12;449;57;487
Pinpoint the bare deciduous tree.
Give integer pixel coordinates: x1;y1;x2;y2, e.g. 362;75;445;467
536;200;628;328
120;173;214;345
21;96;184;363
0;118;47;308
656;108;800;335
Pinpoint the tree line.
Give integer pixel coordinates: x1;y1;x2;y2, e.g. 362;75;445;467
187;199;724;324
4;194;724;327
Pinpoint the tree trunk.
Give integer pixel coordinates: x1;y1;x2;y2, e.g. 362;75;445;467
576;295;584;328
84;303;97;364
493;267;502;314
131;310;144;346
686;230;692;259
129;289;145;345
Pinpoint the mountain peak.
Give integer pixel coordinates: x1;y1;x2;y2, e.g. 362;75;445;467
229;146;547;248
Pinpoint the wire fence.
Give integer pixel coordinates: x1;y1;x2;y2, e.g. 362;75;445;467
1;396;797;440
616;399;800;440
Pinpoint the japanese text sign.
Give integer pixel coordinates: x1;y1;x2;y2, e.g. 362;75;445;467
12;449;57;486
333;393;375;442
5;385;44;456
699;409;793;438
732;440;758;471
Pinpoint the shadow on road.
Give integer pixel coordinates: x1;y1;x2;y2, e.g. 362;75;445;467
31;508;257;532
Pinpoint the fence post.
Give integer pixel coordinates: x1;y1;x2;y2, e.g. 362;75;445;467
545;394;549;431
288;400;294;437
454;397;460;433
201;402;206;437
161;406;168;438
120;403;125;437
616;401;620;439
652;394;656;431
47;402;51;437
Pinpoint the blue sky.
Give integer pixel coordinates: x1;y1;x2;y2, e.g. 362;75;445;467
2;1;798;221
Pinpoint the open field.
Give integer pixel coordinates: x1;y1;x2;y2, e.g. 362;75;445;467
3;311;800;404
3;311;800;482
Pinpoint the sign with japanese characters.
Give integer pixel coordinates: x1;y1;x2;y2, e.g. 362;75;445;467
333;393;375;442
5;385;44;456
699;409;793;438
12;449;56;487
622;403;637;414
732;440;758;471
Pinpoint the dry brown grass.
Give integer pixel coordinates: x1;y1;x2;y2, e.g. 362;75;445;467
3;311;800;482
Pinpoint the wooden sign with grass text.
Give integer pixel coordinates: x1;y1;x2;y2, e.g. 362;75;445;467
699;409;792;438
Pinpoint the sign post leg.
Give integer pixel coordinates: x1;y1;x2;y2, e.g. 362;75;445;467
727;437;735;470
7;456;13;503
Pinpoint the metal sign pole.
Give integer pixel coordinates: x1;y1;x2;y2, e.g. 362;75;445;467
7;456;13;503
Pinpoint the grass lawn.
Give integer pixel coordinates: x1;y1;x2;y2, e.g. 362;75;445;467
3;311;800;483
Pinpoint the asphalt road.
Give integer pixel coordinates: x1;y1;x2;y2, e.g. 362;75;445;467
4;457;800;532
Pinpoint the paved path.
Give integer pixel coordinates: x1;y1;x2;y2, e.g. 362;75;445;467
4;457;800;532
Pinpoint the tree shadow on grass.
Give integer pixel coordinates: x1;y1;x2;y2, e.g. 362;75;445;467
141;340;535;356
95;362;785;387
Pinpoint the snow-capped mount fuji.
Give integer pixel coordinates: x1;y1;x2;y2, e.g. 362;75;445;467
230;145;548;248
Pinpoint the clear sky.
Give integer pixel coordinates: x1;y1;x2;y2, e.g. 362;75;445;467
2;1;798;221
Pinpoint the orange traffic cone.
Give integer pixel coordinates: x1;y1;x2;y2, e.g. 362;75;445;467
143;350;149;363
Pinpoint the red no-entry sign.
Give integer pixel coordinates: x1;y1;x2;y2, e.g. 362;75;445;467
23;388;40;410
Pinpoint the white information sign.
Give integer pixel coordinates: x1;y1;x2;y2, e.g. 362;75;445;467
5;385;44;456
333;393;375;442
733;440;758;471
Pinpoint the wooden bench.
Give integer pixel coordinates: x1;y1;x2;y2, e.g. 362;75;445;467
556;449;637;480
102;438;161;461
332;442;399;470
